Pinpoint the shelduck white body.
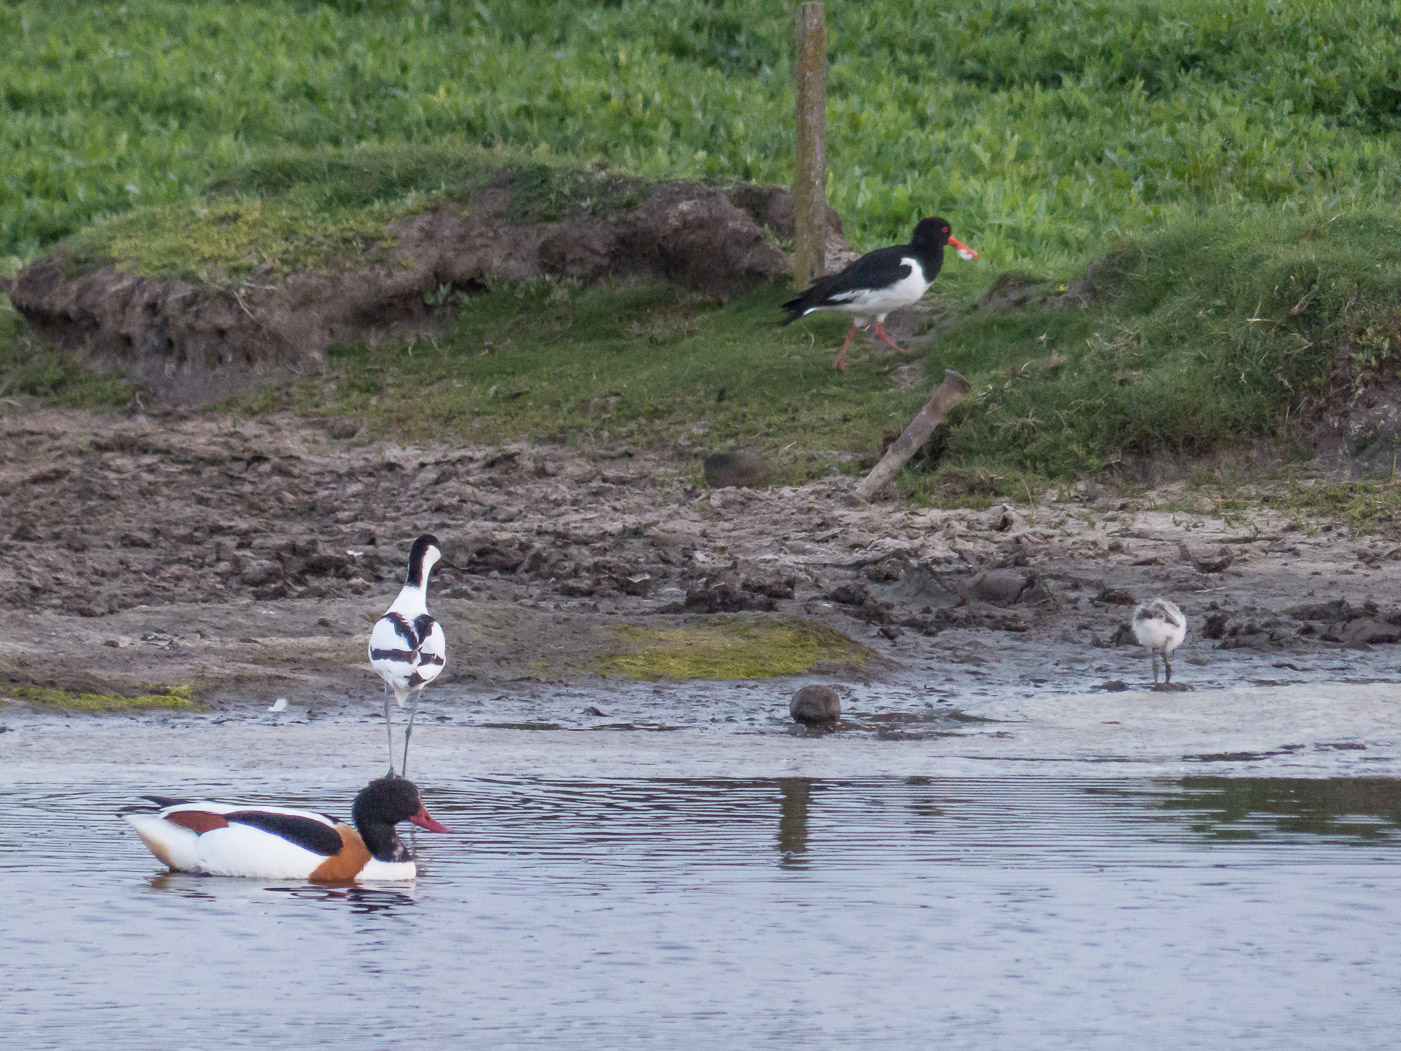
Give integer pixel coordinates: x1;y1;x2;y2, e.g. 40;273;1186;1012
370;534;456;775
1131;597;1187;684
123;777;449;881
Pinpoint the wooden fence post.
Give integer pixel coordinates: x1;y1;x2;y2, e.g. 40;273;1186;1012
793;2;827;289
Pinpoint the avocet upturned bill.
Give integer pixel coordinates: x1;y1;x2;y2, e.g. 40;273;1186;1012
370;534;458;776
1131;597;1187;685
122;776;450;881
780;217;979;370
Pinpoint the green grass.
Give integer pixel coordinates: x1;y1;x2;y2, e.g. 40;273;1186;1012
917;206;1401;486
225;193;1401;491
238;273;921;479
58;141;651;282
1271;476;1401;535
5;0;1401;271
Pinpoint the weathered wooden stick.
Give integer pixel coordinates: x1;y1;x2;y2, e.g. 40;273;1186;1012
793;1;827;289
852;369;973;501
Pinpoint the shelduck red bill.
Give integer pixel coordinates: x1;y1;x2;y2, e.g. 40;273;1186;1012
948;235;979;261
409;805;451;833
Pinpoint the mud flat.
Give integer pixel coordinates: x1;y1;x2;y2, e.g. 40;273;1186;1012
4;405;1401;779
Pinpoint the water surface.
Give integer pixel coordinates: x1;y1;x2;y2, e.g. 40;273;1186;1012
5;775;1400;1049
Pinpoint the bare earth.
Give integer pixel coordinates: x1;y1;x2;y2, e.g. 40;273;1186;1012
1;405;1400;772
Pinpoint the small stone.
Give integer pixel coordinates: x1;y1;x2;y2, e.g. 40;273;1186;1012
984;504;1021;532
962;570;1028;606
790;685;841;726
239;560;282;586
703;450;772;488
1342;618;1401;646
1094;588;1138;606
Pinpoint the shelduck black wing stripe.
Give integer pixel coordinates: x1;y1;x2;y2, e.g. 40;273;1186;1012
370;648;416;663
384;611;419;648
143;795;193;809
225;811;344;856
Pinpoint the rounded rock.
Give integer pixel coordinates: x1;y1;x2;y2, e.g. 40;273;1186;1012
703;450;772;489
790;685;841;726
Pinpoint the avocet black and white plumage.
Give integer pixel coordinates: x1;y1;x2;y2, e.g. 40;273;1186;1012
370;534;457;776
123;776;450;881
780;217;979;370
1131;597;1187;685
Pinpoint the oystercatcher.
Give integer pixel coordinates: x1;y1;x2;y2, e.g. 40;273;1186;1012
1131;598;1187;685
122;776;451;881
370;534;457;776
781;216;978;369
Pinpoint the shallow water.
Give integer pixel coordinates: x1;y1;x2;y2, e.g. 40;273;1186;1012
5;775;1401;1049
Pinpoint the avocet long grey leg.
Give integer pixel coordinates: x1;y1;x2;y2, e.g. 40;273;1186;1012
402;692;420;778
384;682;396;776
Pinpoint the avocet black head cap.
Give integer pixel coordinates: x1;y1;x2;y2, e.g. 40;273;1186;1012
405;533;444;587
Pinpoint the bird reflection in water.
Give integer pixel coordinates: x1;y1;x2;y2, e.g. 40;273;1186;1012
266;885;417;914
777;778;813;869
147;873;415;914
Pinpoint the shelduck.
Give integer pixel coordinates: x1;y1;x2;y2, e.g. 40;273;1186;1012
123;776;450;881
781;216;978;370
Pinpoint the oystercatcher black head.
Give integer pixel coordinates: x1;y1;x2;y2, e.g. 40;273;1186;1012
780;216;979;369
910;216;977;261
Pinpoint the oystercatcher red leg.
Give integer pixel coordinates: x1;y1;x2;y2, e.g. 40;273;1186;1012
874;320;911;355
832;324;860;370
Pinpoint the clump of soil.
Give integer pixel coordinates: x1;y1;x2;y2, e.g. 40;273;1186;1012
9;174;844;406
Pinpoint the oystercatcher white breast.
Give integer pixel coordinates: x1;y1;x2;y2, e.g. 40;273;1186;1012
122;776;450;881
781;216;978;370
370;533;457;776
1131;597;1187;684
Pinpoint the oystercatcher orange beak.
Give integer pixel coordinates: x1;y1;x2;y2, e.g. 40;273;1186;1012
409;805;451;833
948;235;979;261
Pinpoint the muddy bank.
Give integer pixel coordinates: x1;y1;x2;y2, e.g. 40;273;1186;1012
9;176;845;404
5;408;1401;716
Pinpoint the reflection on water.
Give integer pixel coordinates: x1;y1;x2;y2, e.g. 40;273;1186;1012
5;775;1401;1049
776;778;811;867
1178;777;1401;840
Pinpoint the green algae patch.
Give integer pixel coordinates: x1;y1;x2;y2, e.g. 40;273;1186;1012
590;616;874;681
3;683;203;712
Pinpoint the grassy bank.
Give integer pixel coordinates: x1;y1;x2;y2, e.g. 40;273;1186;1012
5;1;1401;497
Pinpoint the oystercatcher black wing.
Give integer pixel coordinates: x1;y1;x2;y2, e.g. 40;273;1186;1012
781;245;927;323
